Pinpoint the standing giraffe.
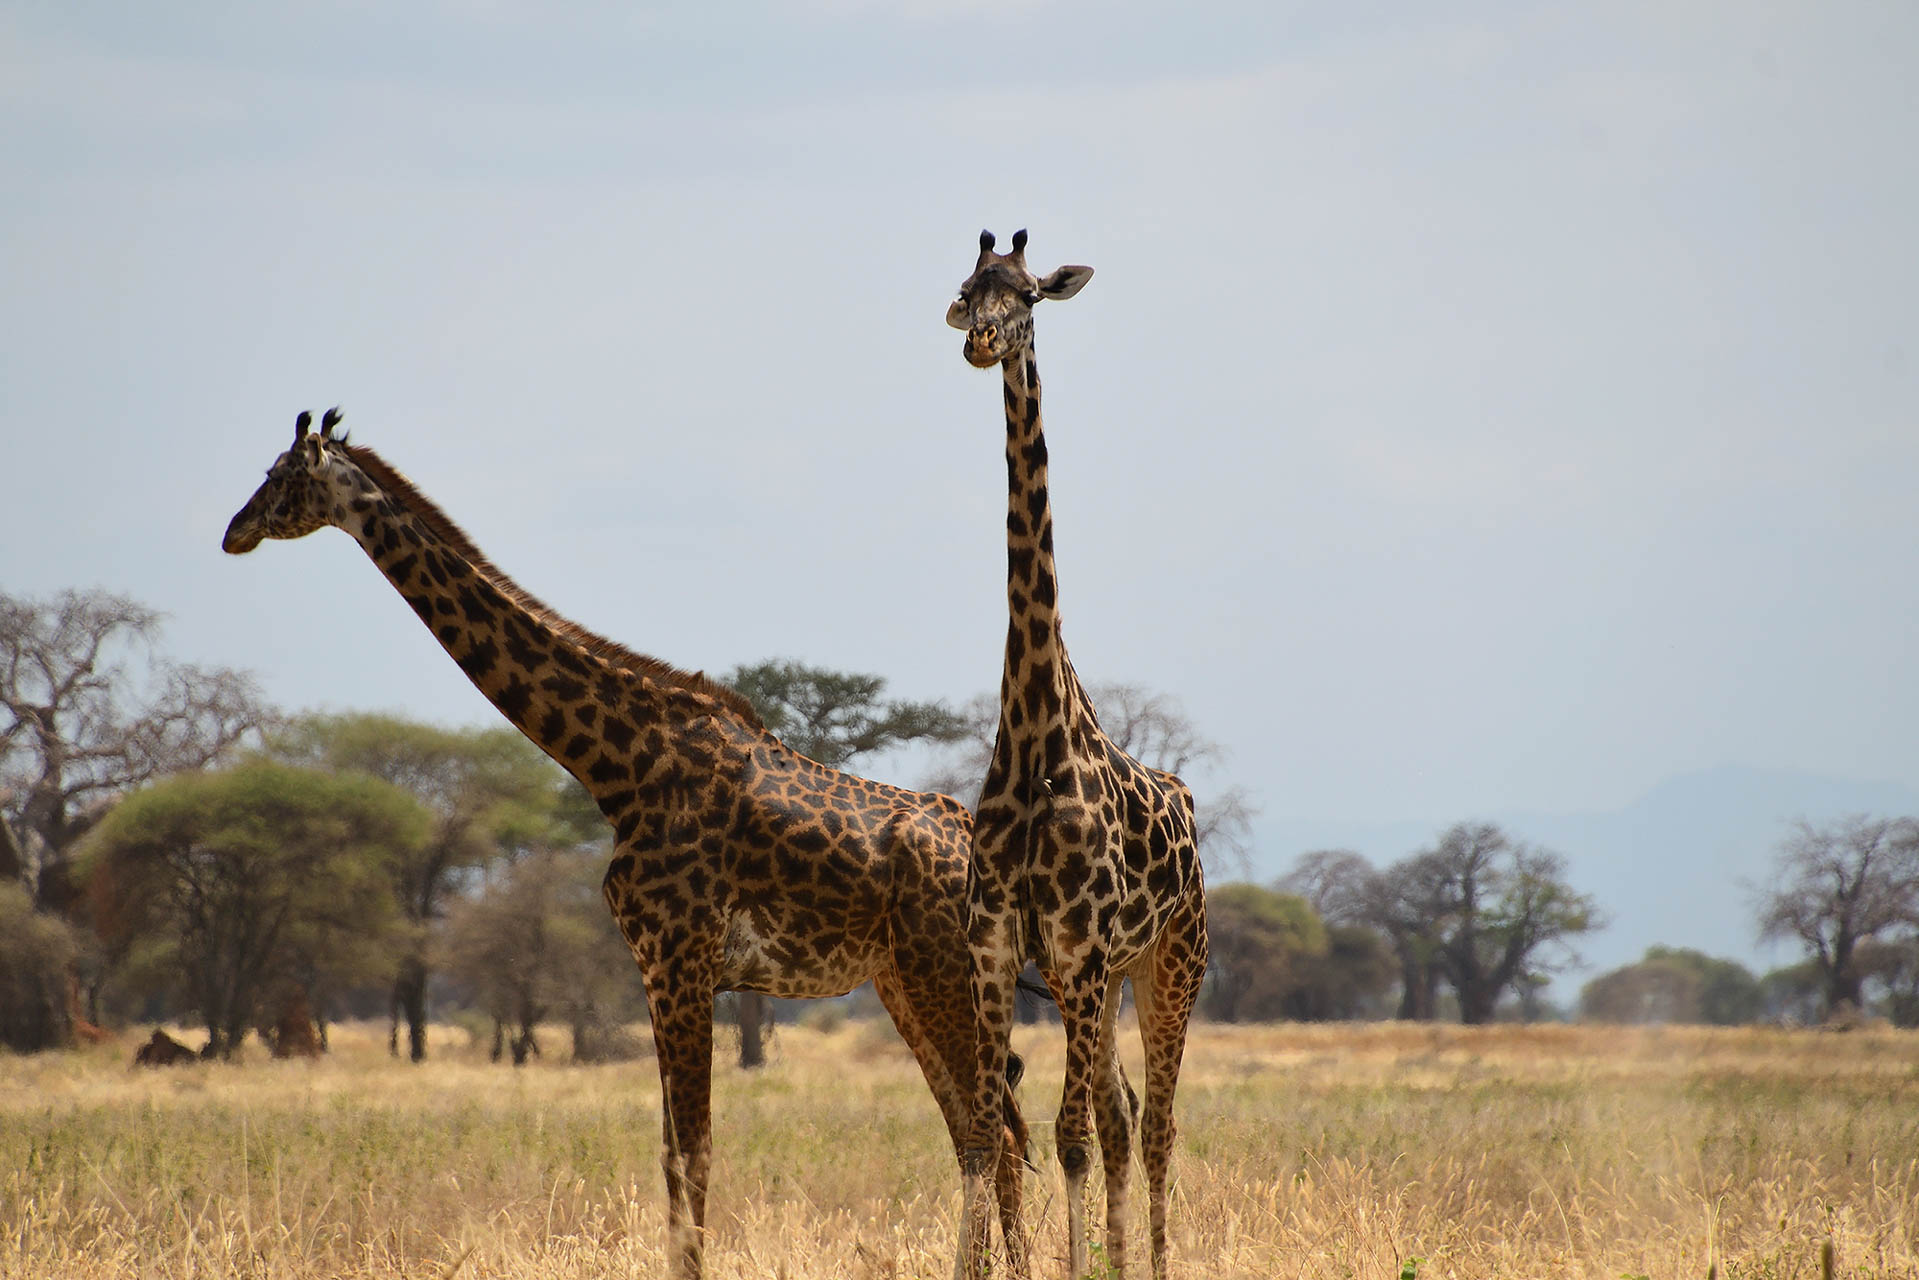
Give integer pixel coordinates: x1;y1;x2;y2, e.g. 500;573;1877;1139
221;409;1031;1280
945;232;1209;1280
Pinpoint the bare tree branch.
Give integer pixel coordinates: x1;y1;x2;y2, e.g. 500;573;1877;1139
1755;814;1919;1017
0;588;271;912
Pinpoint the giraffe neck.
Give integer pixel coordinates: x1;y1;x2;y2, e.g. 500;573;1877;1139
327;449;719;809
1000;344;1080;752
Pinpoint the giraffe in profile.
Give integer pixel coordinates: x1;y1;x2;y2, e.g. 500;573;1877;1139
944;232;1209;1280
222;409;1031;1280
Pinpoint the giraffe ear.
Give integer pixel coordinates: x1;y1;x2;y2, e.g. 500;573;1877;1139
946;297;970;330
1038;265;1093;301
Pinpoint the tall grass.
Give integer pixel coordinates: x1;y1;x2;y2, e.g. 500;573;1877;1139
2;1020;1914;1278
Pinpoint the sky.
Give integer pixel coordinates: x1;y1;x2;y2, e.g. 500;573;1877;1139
5;2;1918;921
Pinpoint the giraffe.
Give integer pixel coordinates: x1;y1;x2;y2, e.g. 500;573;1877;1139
944;232;1209;1280
221;409;1031;1280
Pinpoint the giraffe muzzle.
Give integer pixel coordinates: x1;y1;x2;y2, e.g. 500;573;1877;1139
222;508;264;555
964;327;1003;368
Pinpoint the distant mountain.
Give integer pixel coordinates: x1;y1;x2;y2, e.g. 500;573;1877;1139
1250;765;1919;1002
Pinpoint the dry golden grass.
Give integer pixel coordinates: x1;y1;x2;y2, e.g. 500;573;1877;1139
2;1018;1916;1278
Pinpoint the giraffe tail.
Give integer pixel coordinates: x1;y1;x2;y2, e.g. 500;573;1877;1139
1002;1050;1035;1169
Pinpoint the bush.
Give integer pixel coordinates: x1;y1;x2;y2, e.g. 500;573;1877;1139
0;882;80;1052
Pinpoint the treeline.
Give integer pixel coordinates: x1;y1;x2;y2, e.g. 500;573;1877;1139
1205;814;1919;1028
1204;823;1601;1025
6;587;1918;1062
0;589;984;1063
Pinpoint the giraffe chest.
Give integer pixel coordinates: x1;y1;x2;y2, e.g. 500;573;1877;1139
975;761;1202;966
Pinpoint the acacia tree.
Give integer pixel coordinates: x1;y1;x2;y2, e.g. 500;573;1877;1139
1274;849;1400;1020
1202;884;1326;1022
1579;946;1762;1026
1756;815;1919;1019
722;658;971;1067
728;659;970;769
79;760;425;1058
268;713;589;1061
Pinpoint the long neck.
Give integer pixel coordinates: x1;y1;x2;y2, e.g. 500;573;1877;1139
1000;344;1076;747
331;467;672;805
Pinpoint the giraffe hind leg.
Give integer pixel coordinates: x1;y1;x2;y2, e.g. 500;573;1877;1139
1130;913;1205;1280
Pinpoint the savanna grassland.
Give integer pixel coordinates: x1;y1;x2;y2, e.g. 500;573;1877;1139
2;1019;1915;1279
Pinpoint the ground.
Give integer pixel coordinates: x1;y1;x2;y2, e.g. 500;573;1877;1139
2;1018;1914;1278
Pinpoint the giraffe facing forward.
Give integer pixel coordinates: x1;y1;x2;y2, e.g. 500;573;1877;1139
945;232;1209;1280
222;410;1031;1280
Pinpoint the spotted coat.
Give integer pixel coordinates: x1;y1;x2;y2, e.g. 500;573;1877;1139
222;413;1030;1280
945;234;1210;1280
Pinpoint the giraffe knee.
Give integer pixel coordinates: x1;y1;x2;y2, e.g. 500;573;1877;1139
1058;1142;1092;1180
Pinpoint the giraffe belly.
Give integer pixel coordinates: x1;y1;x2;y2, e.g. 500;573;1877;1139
717;911;884;998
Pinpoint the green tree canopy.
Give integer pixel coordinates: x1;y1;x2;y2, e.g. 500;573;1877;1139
1579;946;1761;1026
0;880;81;1052
1203;883;1328;1022
267;711;598;1059
79;760;428;1058
726;659;969;770
1284;923;1398;1022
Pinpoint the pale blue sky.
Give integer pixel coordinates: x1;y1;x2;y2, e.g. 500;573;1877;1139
5;2;1916;893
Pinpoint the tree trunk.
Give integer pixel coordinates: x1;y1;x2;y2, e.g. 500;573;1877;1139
393;956;429;1062
1395;948;1437;1021
1824;950;1864;1018
738;992;767;1069
1457;981;1499;1025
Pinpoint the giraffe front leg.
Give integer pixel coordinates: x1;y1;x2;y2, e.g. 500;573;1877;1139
649;986;716;1280
1052;962;1111;1280
962;906;1021;1280
1092;972;1134;1279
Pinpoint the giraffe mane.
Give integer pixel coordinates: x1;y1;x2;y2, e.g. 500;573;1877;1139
342;443;765;730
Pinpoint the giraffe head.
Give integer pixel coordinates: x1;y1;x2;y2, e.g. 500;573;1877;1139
946;229;1093;368
222;408;352;554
